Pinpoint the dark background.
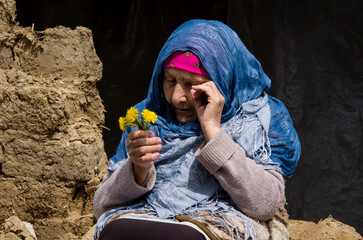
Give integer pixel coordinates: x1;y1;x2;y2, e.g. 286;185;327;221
15;0;362;234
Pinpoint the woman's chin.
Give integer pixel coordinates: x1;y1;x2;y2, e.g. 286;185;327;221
174;114;197;124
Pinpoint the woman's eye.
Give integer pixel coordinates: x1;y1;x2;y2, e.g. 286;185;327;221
166;79;176;84
185;83;193;88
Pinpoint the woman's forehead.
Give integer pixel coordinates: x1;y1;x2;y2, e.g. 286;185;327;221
164;68;210;83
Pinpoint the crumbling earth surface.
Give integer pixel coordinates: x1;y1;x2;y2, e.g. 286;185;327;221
288;216;362;240
0;0;107;239
0;0;361;239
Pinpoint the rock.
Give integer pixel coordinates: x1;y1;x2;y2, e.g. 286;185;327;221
288;215;362;240
23;222;37;240
81;224;96;240
0;232;21;240
0;0;16;33
58;233;79;240
0;216;37;240
32;213;95;240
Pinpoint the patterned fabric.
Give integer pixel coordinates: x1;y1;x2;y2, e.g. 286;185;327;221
163;50;210;77
95;19;301;240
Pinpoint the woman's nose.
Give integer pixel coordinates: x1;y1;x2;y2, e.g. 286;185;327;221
172;84;187;103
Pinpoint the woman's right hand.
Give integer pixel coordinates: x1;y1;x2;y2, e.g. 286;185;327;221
126;130;162;185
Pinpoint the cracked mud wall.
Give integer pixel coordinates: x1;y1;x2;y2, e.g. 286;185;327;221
0;0;108;239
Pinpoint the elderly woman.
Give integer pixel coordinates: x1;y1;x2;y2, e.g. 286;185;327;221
93;19;300;240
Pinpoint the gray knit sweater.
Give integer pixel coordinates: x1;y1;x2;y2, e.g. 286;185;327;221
93;129;285;221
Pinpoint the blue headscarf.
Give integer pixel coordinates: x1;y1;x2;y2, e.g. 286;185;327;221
144;20;271;134
96;19;300;240
142;19;300;177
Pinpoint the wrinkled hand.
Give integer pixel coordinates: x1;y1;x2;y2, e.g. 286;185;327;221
191;81;225;141
127;130;161;185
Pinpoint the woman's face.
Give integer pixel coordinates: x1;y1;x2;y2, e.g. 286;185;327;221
163;68;210;124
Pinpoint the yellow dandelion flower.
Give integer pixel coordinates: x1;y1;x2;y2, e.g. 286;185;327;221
142;109;158;124
125;107;139;123
118;117;127;131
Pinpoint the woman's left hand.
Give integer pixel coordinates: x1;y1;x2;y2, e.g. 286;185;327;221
191;81;225;141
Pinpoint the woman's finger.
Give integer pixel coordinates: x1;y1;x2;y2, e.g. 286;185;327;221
136;152;161;163
132;152;160;168
192;82;223;100
127;136;161;149
129;144;162;158
128;130;154;141
191;82;224;107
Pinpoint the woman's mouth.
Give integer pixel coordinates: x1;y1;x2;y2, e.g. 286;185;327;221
171;107;197;123
175;108;191;112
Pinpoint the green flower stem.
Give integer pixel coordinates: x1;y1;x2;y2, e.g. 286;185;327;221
134;118;142;130
135;117;150;130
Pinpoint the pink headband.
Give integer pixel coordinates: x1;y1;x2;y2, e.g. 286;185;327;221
163;51;210;77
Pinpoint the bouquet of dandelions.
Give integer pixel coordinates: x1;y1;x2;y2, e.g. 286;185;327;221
119;106;158;131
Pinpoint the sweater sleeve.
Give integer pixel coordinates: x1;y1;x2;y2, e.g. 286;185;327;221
93;158;156;219
195;129;285;221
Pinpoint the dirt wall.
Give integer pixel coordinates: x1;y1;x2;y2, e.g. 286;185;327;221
0;0;107;239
